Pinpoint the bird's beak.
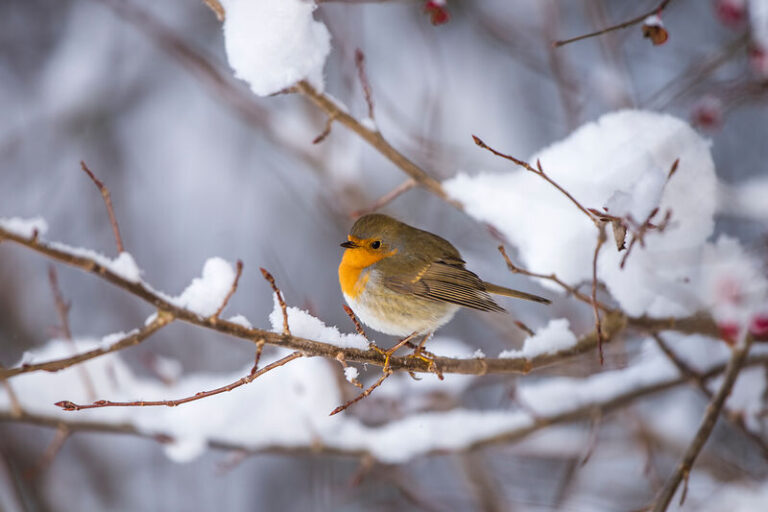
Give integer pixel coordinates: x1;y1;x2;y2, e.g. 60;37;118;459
340;241;357;249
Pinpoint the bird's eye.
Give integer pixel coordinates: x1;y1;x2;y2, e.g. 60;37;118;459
370;240;381;249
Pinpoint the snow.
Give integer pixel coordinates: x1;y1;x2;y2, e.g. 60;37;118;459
220;0;331;97
719;177;768;221
445;110;718;318
696;480;768;512
750;0;768;48
643;14;663;27
49;241;143;283
171;257;237;317
343;366;359;383
0;216;48;238
697;236;768;327
0;331;758;465
227;314;253;329
268;294;368;350
99;329;138;350
498;318;577;359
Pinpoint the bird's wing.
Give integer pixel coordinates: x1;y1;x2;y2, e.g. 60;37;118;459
382;259;505;312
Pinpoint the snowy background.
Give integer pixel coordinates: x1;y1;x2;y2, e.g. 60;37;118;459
1;0;768;511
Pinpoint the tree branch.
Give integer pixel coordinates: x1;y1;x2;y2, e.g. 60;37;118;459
4;353;767;462
553;0;676;48
55;351;302;411
652;334;754;511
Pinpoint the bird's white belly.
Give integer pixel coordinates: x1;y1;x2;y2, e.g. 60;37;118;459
343;271;459;337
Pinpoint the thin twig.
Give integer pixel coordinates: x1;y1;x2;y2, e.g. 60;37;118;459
295;80;459;208
202;0;225;21
48;265;97;400
211;260;243;321
343;305;368;338
24;425;70;479
592;225;607;365
652;334;754;512
0;374;23;417
260;267;290;336
329;369;392;416
498;245;612;311
335;352;363;388
312;114;336;144
553;0;675;47
472;135;600;227
355;48;376;120
55;351;302;411
250;339;265;375
0;312;173;379
652;332;768;460
80;161;124;254
351;178;417;218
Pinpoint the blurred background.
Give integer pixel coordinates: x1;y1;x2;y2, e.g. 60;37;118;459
1;0;767;510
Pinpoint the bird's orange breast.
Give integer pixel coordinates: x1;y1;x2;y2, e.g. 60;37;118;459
338;244;397;299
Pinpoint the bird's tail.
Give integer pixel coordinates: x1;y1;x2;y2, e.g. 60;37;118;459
483;282;551;304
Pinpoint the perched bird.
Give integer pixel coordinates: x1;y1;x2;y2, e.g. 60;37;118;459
338;214;550;344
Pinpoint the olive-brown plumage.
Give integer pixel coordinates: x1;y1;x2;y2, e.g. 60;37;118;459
339;214;549;337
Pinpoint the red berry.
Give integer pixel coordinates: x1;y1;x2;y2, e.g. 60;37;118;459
714;0;747;28
424;1;450;26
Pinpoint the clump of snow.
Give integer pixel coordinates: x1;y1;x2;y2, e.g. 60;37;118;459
343;366;359;383
49;241;143;283
643;14;663;27
750;0;768;48
108;252;142;282
164;435;207;464
172;257;236;317
697;236;768;326
99;329;138;350
227;314;252;329
498;318;577;359
220;0;331;96
719;177;768;222
0;216;49;238
445;110;717;318
268;294;368;349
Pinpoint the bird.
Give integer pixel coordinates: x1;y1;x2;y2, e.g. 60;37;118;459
338;214;550;359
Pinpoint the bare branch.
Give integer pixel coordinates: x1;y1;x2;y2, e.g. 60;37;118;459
652;334;754;511
497;245;612;311
652;333;768;459
4;353;768;461
335;352;363;388
211;260;243;322
295;80;459;208
202;0;225;21
351;178;417;218
260;268;290;336
0;312;172;379
329;369;392;416
472;135;600;227
355;49;375;120
592;225;607;364
55;351;302;411
343;305;368;339
0;373;22;417
80;161;125;254
48;265;97;400
24;425;70;479
553;0;676;48
4;226;758;376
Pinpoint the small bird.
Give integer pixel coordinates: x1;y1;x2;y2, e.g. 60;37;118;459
338;214;550;346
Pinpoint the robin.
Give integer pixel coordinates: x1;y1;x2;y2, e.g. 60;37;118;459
339;214;550;364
